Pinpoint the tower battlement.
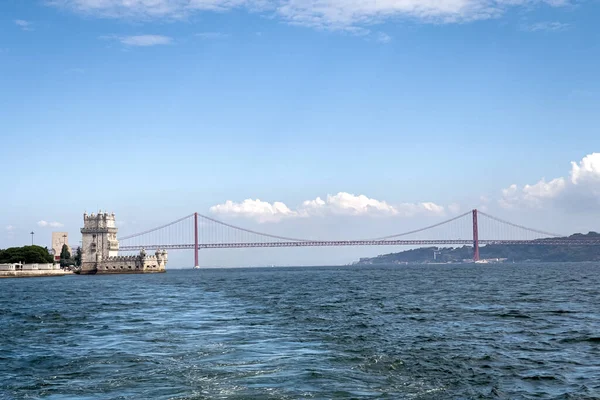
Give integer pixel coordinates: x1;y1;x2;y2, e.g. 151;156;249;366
79;211;167;275
83;211;116;229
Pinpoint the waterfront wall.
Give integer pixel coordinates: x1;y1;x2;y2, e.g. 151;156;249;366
0;263;61;271
95;253;167;274
0;269;71;278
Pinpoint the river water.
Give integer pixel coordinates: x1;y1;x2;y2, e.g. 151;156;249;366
1;263;599;399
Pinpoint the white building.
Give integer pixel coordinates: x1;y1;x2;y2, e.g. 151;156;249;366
0;263;59;271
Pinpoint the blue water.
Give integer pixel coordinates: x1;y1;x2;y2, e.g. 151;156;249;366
1;263;600;399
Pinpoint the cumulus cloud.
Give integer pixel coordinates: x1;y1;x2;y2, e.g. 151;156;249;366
210;199;299;223
500;153;600;210
570;153;600;185
210;192;450;223
37;220;64;228
101;34;172;46
302;193;400;216
49;0;571;30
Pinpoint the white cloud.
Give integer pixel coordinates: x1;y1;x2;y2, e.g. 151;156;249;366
448;203;461;214
500;153;600;210
389;201;447;218
478;195;491;212
570;153;600;185
5;225;14;231
48;0;572;30
101;34;172;46
211;192;449;222
15;19;33;31
525;21;570;32
499;184;519;209
210;199;299;223
195;32;230;39
119;35;172;46
523;177;566;201
48;0;256;18
302;192;401;216
37;220;64;228
375;32;392;43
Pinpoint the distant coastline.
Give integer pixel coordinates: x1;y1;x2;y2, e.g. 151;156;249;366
354;232;600;265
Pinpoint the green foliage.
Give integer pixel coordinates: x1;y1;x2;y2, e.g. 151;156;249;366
74;247;82;267
58;244;77;268
0;245;54;264
60;244;71;261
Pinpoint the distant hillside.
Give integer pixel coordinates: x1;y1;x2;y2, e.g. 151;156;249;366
355;232;600;264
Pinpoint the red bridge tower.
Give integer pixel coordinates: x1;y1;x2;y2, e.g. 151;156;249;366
472;209;480;261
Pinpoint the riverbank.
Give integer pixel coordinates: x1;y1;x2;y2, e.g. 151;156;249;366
0;270;73;279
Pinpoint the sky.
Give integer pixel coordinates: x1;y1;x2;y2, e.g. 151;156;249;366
1;0;600;267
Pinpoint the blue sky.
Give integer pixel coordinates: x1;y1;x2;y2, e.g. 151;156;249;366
1;0;600;266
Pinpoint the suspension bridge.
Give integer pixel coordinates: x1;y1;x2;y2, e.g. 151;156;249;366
117;210;600;266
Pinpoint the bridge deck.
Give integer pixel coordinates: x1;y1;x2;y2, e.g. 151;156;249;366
118;239;600;251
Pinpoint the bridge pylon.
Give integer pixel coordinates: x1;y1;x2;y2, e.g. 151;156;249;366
194;212;199;268
472;209;480;261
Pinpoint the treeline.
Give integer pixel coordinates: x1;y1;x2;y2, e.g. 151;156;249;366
0;245;54;264
0;245;82;266
358;232;600;264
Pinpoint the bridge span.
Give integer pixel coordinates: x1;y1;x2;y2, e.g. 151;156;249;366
115;209;600;267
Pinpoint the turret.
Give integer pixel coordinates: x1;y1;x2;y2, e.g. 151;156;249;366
80;210;120;273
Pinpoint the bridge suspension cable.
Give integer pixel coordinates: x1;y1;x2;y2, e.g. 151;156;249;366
477;210;561;238
196;213;311;242
367;211;472;241
119;214;195;241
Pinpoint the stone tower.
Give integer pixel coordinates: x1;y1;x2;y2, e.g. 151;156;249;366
80;211;119;274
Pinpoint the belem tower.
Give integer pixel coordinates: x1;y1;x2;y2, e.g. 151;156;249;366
79;211;167;275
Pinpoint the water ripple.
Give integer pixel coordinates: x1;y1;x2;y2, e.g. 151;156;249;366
1;263;600;399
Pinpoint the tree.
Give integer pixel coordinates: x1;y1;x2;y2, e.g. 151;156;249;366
74;247;82;267
59;244;72;267
60;244;71;261
0;246;53;264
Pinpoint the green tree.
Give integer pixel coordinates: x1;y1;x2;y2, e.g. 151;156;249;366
60;244;71;261
74;247;82;267
0;246;53;264
59;244;72;267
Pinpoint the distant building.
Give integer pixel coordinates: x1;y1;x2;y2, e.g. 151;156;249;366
51;231;71;261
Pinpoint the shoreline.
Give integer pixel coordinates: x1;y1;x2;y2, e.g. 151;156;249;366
0;270;73;279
